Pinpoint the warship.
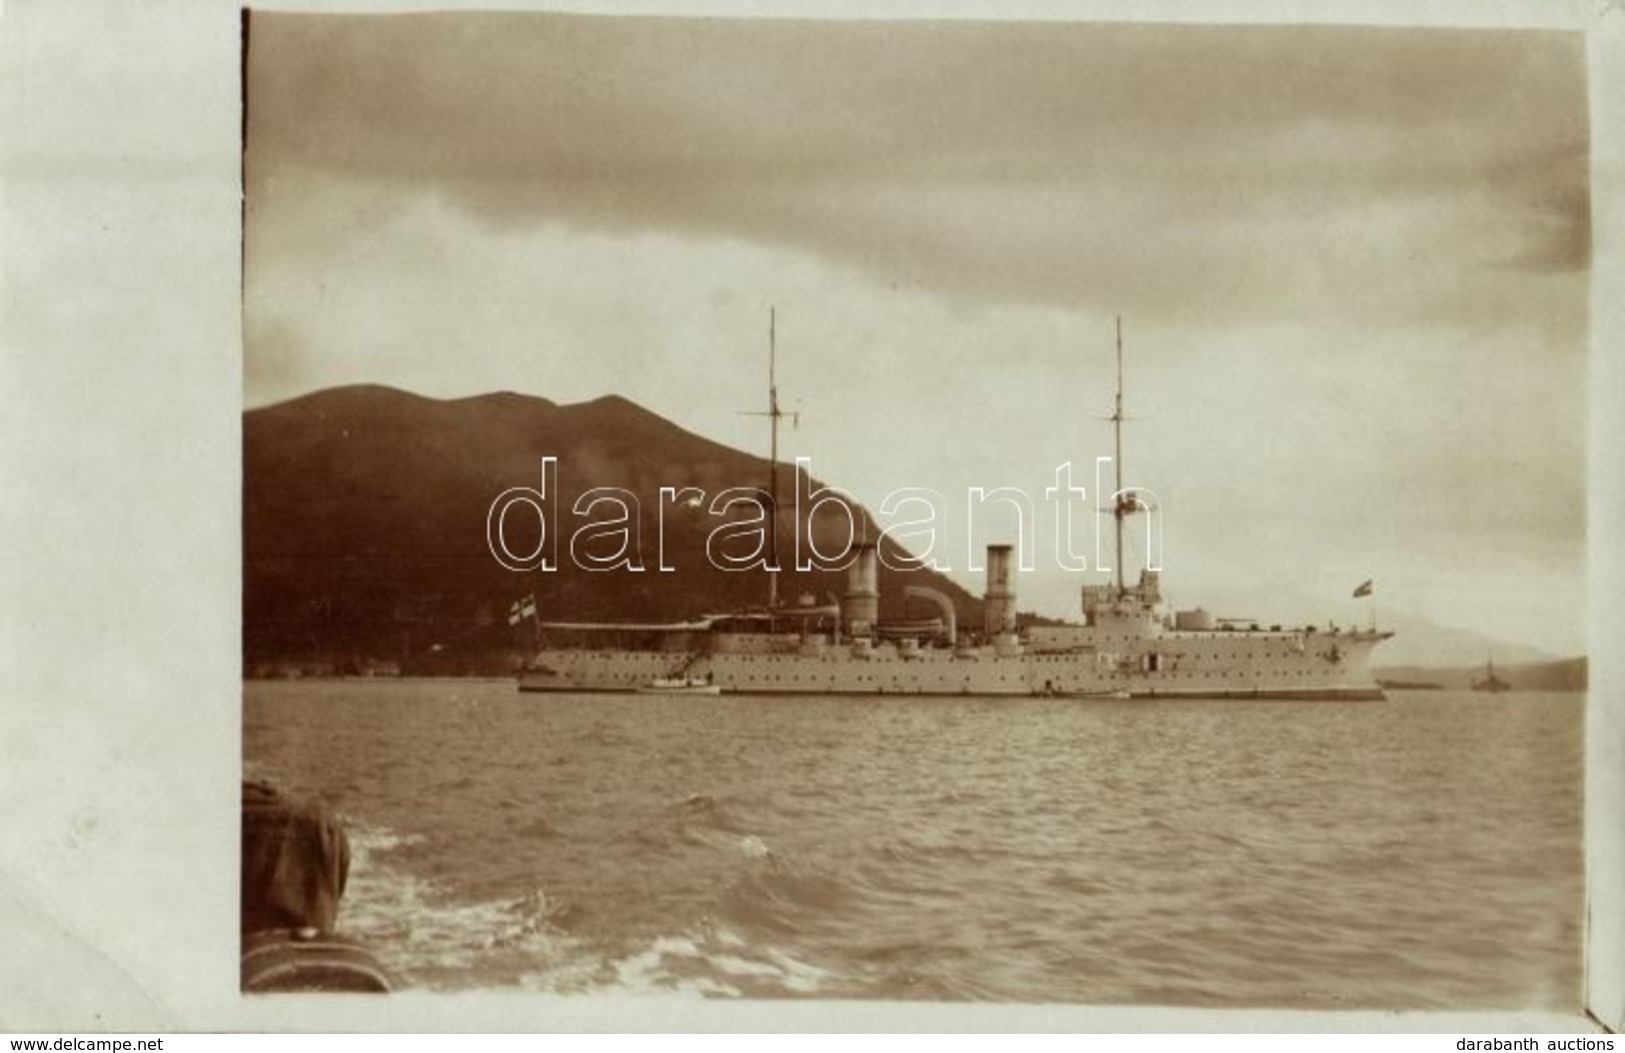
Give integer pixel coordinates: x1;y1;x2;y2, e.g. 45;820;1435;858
518;319;1393;699
1471;658;1512;693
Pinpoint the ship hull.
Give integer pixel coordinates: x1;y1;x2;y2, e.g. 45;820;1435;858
520;680;1385;701
519;629;1391;700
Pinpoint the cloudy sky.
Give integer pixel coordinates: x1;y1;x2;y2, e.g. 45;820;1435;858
244;12;1590;656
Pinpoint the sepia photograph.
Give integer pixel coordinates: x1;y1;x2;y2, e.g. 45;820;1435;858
12;0;1625;1034
235;9;1597;1010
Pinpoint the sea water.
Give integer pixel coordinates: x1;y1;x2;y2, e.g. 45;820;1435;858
243;682;1583;1008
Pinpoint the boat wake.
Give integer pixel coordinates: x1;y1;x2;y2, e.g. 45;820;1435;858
343;825;577;987
522;924;835;998
344;818;839;996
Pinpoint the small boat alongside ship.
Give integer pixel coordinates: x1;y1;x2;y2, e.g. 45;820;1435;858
636;675;722;696
516;318;1393;700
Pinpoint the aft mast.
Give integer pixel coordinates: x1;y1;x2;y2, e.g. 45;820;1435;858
1111;315;1127;598
767;308;781;612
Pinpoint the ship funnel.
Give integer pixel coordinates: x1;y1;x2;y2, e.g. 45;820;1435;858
983;543;1016;636
843;542;880;634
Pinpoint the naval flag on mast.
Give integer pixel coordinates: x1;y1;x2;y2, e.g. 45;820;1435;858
508;593;538;626
1352;579;1374;599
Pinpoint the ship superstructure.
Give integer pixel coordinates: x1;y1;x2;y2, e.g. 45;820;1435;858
518;319;1392;699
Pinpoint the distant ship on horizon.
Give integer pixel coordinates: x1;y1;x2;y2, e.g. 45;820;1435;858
517;317;1394;699
1471;657;1512;694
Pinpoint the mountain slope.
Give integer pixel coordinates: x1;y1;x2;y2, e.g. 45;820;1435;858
244;385;980;669
1359;608;1556;670
1374;657;1587;692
